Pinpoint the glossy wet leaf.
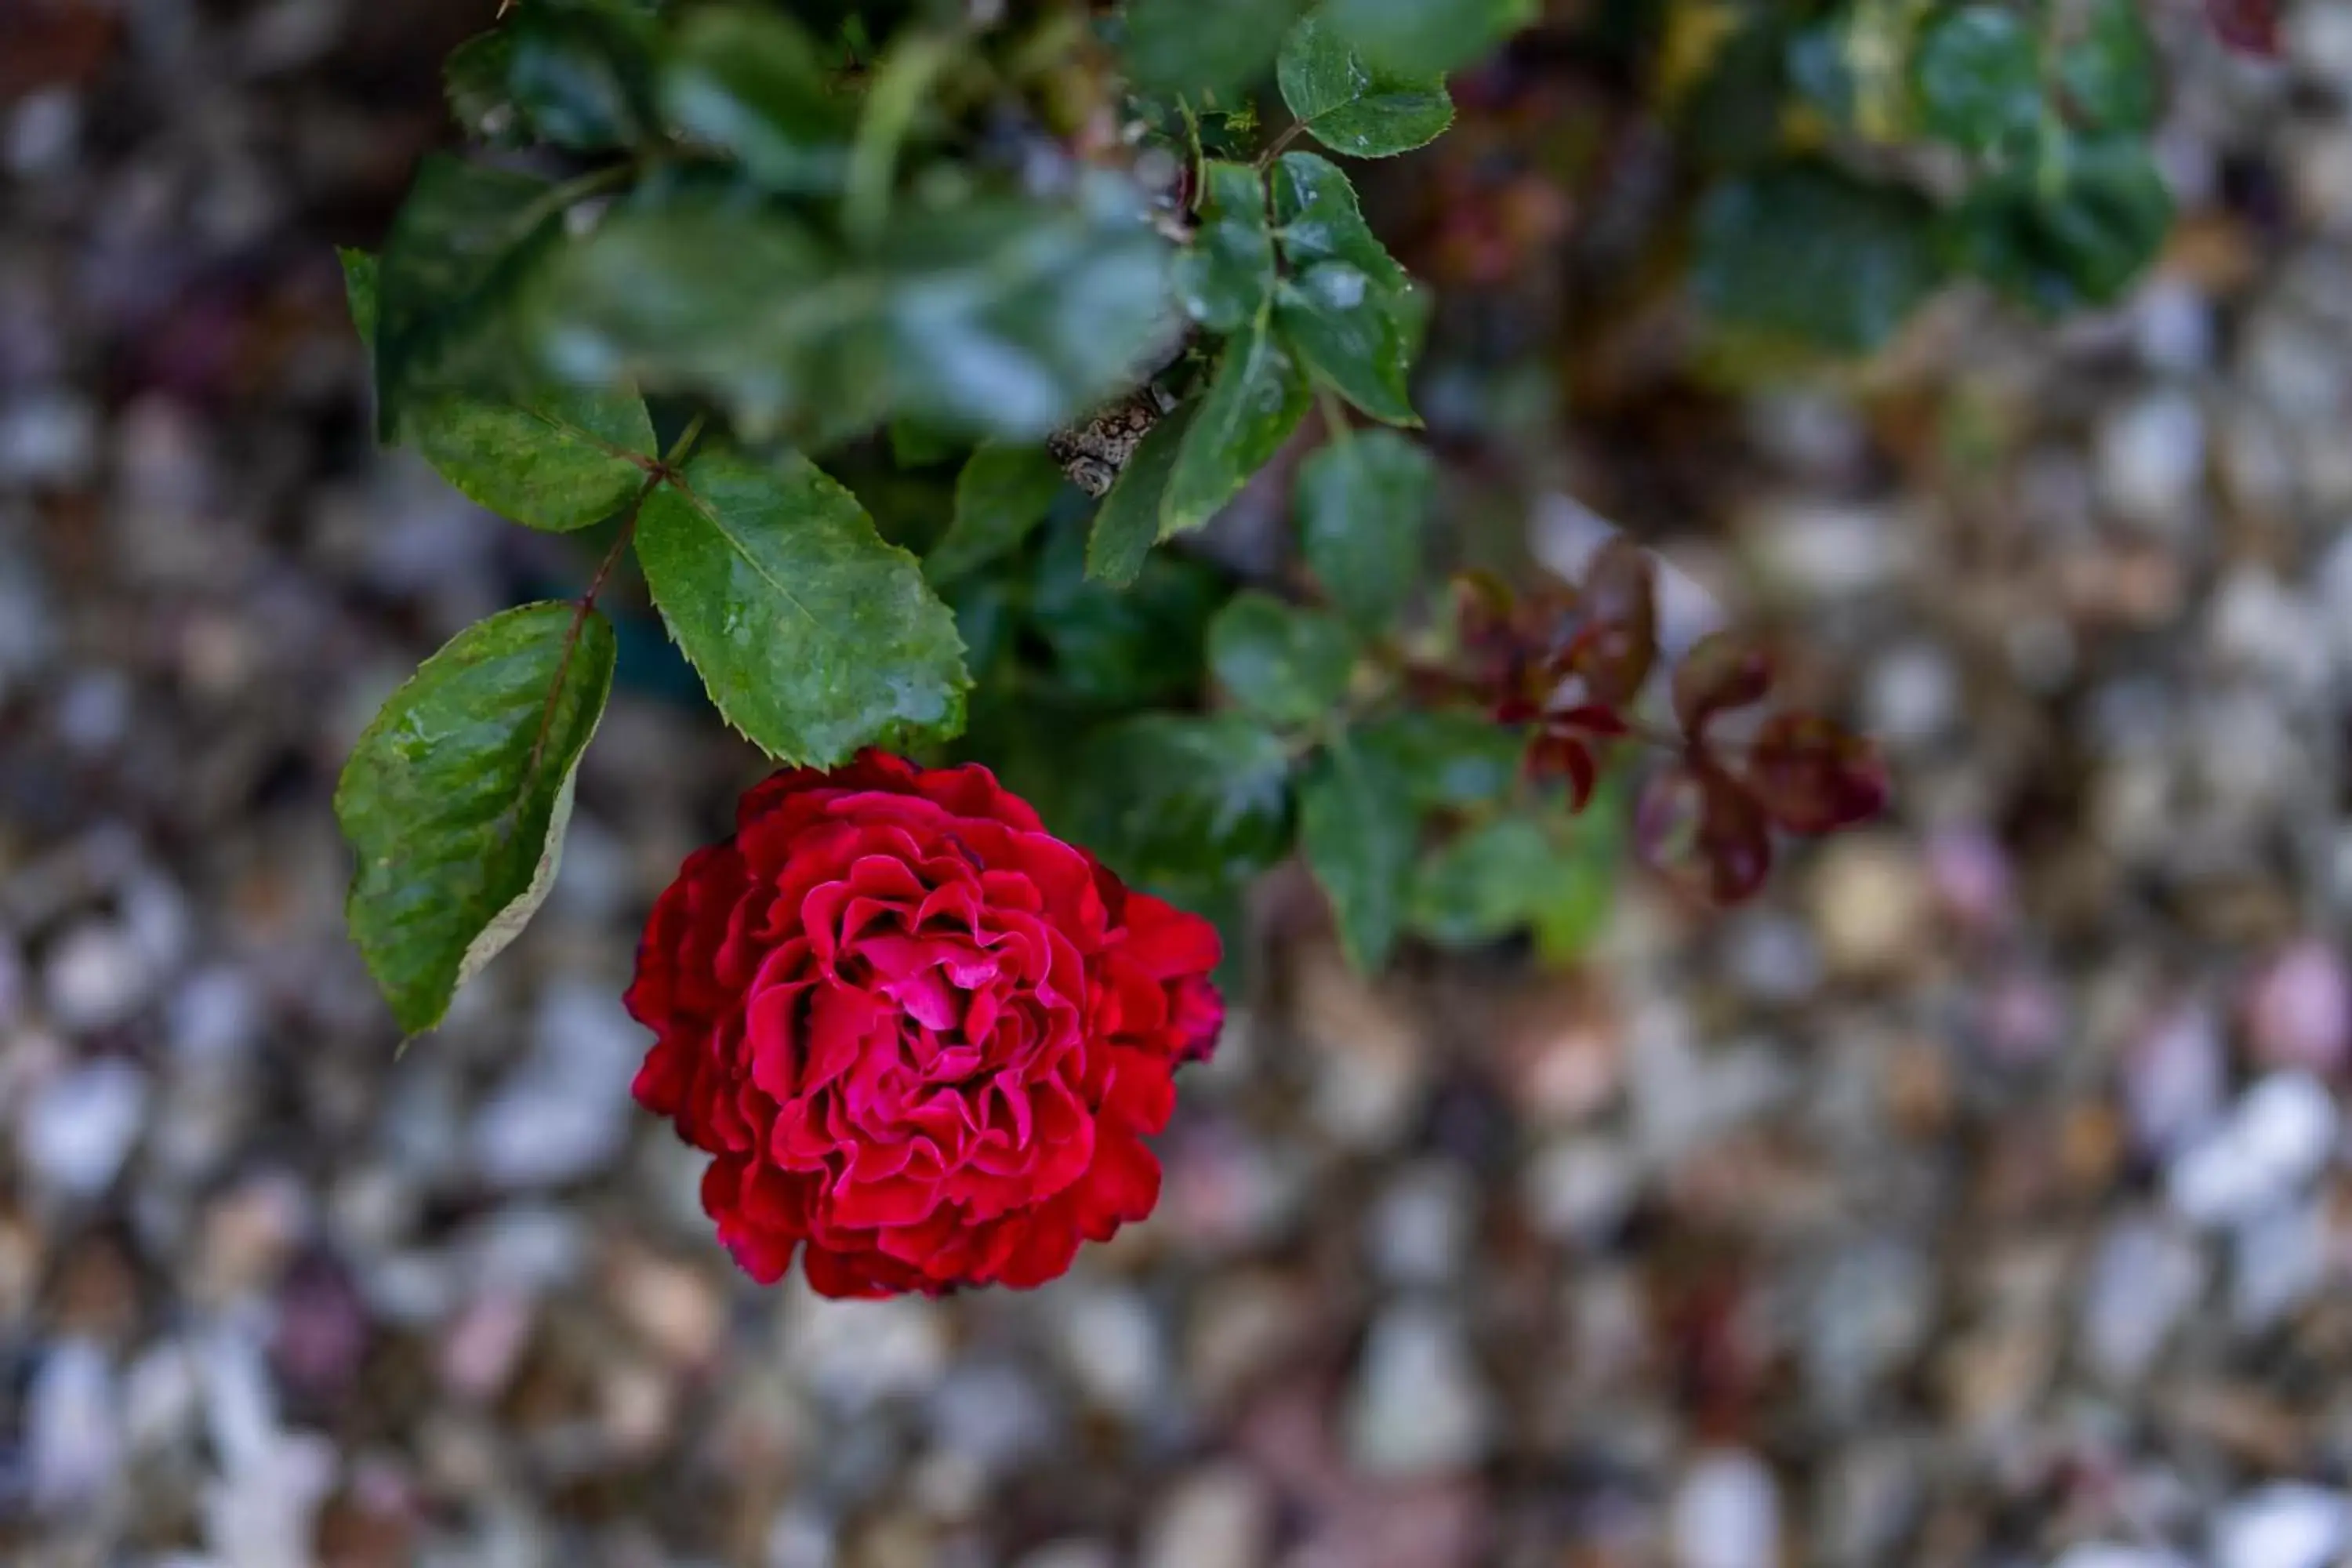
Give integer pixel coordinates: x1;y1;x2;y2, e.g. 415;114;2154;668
1912;5;2044;154
375;155;578;440
1122;0;1302;96
1323;0;1537;74
2060;0;2160;133
1297;427;1432;631
1175;162;1276;333
661;5;853;192
1950;136;2173;314
1276;265;1420;425
503;0;661;151
1078;713;1294;887
1692;162;1944;355
1271;153;1410;292
1209;590;1356;727
345;248;657;532
1036;512;1229;706
1300;737;1418;971
635;445;969;764
1162;315;1311;538
927;444;1069;586
336;602;615;1035
1087;399;1200;586
1276;13;1455;158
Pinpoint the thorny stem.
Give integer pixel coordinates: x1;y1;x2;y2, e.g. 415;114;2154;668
1255;120;1309;169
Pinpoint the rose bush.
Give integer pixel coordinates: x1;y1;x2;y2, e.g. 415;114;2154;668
626;752;1224;1298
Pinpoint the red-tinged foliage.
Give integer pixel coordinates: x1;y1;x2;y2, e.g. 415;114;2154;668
2206;0;2280;55
1440;541;1886;909
1744;713;1891;836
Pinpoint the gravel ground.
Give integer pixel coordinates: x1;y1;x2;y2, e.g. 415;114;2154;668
9;3;2352;1566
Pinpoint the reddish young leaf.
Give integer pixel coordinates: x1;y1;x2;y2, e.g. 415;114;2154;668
1635;762;1773;905
1671;631;1773;737
2206;0;2279;54
1744;713;1889;835
1545;702;1631;738
1527;731;1599;811
1564;539;1657;705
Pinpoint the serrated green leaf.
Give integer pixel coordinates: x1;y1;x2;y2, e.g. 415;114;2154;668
1296;427;1432;630
1175;162;1276;333
1299;736;1417;971
1087;398;1201;586
1359;711;1526;807
1077;713;1294;887
1271;152;1411;291
1912;5;2043;155
1323;0;1536;74
1123;0;1303;96
2060;0;2160;133
1949;136;2172;314
445;31;521;143
376;155;576;441
1162;317;1311;537
1692;162;1944;354
503;0;661;151
1276;12;1454;158
636;445;969;764
661;5;853;192
1209;589;1356;726
336;602;615;1035
928;443;1069;585
343;246;655;532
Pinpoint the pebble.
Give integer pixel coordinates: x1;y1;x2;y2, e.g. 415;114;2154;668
1138;1464;1272;1568
2078;1215;2206;1384
1344;1303;1494;1478
1055;1287;1166;1420
2096;390;2207;535
2212;1484;2352;1568
18;1058;150;1200
27;1338;122;1512
787;1292;949;1413
1364;1161;1478;1287
1522;1136;1639;1248
2231;1199;2328;1331
1671;1449;1782;1568
2166;1073;2339;1228
469;982;644;1189
42;919;157;1033
2125;1001;2224;1157
2243;941;2350;1074
930;1362;1060;1475
1806;838;1932;981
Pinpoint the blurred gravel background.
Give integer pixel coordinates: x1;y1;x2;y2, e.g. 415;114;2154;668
10;2;2352;1565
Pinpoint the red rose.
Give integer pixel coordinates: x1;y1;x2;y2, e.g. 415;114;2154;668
626;751;1224;1298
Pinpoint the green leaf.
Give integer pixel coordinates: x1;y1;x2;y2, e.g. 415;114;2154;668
1209;589;1356;726
1270;152;1410;292
661;5;853;192
1123;0;1303;96
1276;12;1454;158
375;155;575;441
1692;162;1944;354
1950;136;2172;314
1322;0;1537;74
1299;736;1418;971
1359;711;1526;807
503;0;661;151
1087;398;1201;586
1078;713;1294;887
927;444;1069;585
1297;428;1433;630
1406;815;1557;946
873;180;1178;441
635;445;970;764
445;30;522;144
343;246;655;532
336;602;615;1036
1275;268;1420;425
1175;162;1276;333
2060;0;2160;133
1036;512;1229;706
1162;317;1311;537
1911;5;2043;156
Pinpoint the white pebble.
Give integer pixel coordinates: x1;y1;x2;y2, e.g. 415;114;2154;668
42;920;155;1033
1671;1448;1782;1568
1344;1303;1493;1478
2167;1073;2339;1228
19;1059;150;1200
27;1338;121;1512
2212;1484;2352;1568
